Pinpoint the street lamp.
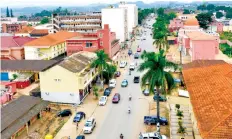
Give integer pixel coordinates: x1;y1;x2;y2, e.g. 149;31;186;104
139;97;151;116
178;45;182;65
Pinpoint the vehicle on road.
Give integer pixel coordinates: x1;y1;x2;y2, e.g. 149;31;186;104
137;47;142;52
134;53;139;59
139;132;167;139
121;79;128;87
129;63;135;70
134;76;140;83
57;109;72;117
153;95;167;101
142;88;149;96
99;96;108;106
112;93;120;103
76;135;85;139
73;111;85;122
144;116;168;125
120;61;127;68
128;49;132;55
83;117;96;134
114;71;121;77
109;79;116;88
143;37;146;40
103;87;112;96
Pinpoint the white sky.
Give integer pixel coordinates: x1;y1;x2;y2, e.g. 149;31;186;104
0;0;225;8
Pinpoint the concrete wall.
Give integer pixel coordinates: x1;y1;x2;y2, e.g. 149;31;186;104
10;48;25;60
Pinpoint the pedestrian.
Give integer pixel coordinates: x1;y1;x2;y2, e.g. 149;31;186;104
68;136;71;139
76;122;78;130
83;113;86;119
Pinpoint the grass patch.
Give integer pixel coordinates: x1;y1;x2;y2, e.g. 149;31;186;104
220;32;232;42
220;43;232;57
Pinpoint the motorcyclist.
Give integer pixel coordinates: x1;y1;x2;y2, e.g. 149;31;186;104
129;70;131;75
120;133;124;139
129;94;132;100
128;106;131;113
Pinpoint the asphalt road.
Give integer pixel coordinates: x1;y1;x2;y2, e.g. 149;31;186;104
87;17;156;139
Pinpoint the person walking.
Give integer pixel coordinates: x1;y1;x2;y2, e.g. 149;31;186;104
76;122;78;130
83;113;86;119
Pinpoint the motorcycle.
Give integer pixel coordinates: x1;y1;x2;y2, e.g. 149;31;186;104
129;95;132;101
128;107;131;114
129;70;131;75
120;134;124;139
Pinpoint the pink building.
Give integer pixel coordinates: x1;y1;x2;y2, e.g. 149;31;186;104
0;82;17;105
179;31;219;61
169;18;184;32
66;24;120;58
1;36;36;60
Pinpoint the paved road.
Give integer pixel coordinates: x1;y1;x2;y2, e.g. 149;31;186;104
85;18;156;139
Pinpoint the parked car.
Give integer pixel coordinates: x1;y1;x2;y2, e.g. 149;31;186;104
139;132;167;139
134;53;139;59
129;63;135;70
112;93;120;103
109;79;116;88
73;111;85;122
134;76;140;83
99;96;108;106
83;117;96;134
57;109;72;117
128;49;132;55
143;89;149;96
114;71;121;77
120;61;127;68
144;116;168;125
121;79;128;87
153;95;167;102
76;135;85;139
103;88;112;96
137;47;142;52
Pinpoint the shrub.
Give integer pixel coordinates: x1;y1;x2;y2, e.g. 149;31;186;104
176;110;184;120
175;104;180;110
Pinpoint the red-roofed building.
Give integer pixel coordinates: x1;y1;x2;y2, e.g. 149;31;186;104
168;18;184;32
66;24;120;58
1;36;36;60
15;26;49;38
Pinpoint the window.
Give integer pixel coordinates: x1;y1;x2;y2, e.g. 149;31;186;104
99;33;103;38
86;42;93;48
54;79;61;82
100;41;103;46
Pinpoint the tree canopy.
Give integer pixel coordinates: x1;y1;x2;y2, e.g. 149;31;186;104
6;7;10;17
40;17;49;24
196;13;213;30
138;8;155;24
216;11;223;18
157;8;165;17
183;9;190;14
206;4;215;11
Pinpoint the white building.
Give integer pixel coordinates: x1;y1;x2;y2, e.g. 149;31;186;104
102;7;128;42
34;23;54;34
119;2;138;38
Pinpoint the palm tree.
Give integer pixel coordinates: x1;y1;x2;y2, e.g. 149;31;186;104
153;36;169;51
91;50;110;88
138;50;178;128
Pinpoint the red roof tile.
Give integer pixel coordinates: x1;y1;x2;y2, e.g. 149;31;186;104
1;36;36;50
15;26;34;34
30;29;48;35
182;60;232;138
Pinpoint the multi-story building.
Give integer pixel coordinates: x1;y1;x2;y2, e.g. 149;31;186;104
52;12;101;33
39;51;98;104
1;23;23;33
119;2;138;38
102;7;128;42
168;18;184;32
1;17;19;33
23;31;78;60
66;24;120;58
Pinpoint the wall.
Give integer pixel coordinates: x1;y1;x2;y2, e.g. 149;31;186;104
191;40;218;61
223;25;232;32
15;33;30;37
24;47;39;60
10;48;25;60
102;8;127;42
39;65;80;104
169;18;184;31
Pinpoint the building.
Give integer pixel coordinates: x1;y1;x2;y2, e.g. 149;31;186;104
52;12;101;33
66;24;120;58
183;17;199;29
168;18;184;32
119;2;138;38
15;26;35;37
102;7;128;42
1;23;23;33
1;96;49;139
182;60;232;139
177;13;196;21
223;19;232;32
39;51;98;104
1;36;36;60
15;26;49;38
1;17;18;32
23;31;78;60
34;23;54;34
1;81;17;105
178;30;219;61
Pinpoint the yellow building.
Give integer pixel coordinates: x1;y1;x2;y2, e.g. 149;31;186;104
39;51;98;104
23;31;79;60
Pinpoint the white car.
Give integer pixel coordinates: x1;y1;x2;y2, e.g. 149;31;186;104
83;117;96;134
139;132;167;139
129;63;135;70
109;79;116;88
99;96;107;106
120;61;127;68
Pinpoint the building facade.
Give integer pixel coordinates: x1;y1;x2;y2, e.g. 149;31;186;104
168;18;184;32
39;51;98;104
1;23;23;33
52;12;101;33
66;24;120;58
23;31;78;60
102;7;128;42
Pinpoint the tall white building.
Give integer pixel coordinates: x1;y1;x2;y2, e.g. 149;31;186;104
119;2;138;38
101;7;128;42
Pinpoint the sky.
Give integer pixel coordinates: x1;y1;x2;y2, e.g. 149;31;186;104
0;0;224;8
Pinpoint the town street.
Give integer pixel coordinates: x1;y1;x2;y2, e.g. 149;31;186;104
85;17;157;139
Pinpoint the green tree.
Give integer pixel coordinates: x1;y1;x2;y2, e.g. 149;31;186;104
106;64;117;79
40;17;49;24
197;4;207;11
216;11;223;18
196;13;213;30
183;9;190;14
207;4;215;11
157;8;164;17
226;9;232;19
6;7;10;17
10;9;14;17
167;12;177;20
138;50;178;125
91;50;110;89
93;86;99;99
177;121;187;139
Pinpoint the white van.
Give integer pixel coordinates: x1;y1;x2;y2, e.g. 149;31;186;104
139;132;167;139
